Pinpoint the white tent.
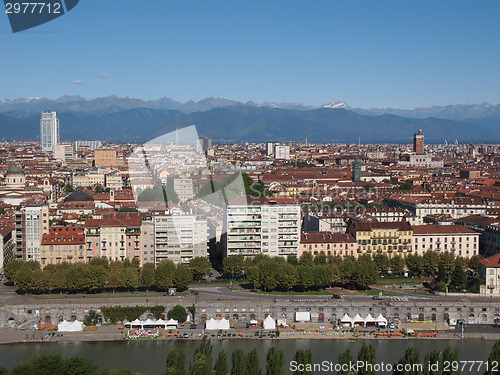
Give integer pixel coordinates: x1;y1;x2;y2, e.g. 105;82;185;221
353;313;364;326
375;314;388;327
218;318;230;330
263;316;276;330
277;319;289;328
364;314;377;326
130;319;143;328
295;312;311;322
143;318;157;327
156;319;167;328
340;314;353;326
166;319;178;329
58;320;84;332
205;318;230;330
205;318;218;330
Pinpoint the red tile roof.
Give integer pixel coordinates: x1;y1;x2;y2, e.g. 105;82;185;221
412;224;478;235
480;254;500;268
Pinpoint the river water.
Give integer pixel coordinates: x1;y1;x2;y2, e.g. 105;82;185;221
0;339;495;374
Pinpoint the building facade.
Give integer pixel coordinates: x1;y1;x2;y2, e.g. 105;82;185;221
412;224;479;258
40;226;86;267
347;221;413;258
94;148;118;168
15;205;50;261
224;198;300;258
300;231;357;258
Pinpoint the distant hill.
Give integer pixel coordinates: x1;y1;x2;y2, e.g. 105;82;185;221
0;105;496;144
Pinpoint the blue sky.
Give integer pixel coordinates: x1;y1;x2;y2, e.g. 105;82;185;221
1;0;499;109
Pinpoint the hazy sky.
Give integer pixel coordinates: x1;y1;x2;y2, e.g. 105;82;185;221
1;0;499;108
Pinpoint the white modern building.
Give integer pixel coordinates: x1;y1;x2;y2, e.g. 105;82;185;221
14;205;50;261
223;197;300;258
40;111;60;152
53;143;74;162
151;214;208;263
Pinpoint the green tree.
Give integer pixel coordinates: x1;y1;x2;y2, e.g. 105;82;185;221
154;260;176;291
62;356;99;375
351;261;378;288
485;339;500;375
189;353;211;375
358;343;376;375
439;252;455;276
423;250;440;275
293;349;313;375
139;263;155;290
64;183;75;194
442;347;460;375
393;347;422;375
468;254;483;274
247;266;261;289
406;254;424;276
167;305;188;322
165;348;186;375
174;264;193;291
287;254;299;266
449;265;466;292
266;346;285;375
121;267;139;289
213;349;229;375
4;260;24;281
299;252;314;267
390;255;406;276
337;348;353;375
246;348;261;375
374;254;391;276
423;349;442;375
314;253;327;266
189;257;212;281
223;255;246;280
231;347;246;375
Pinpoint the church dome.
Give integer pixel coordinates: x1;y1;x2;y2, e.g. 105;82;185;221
64;191;94;202
6;166;24;175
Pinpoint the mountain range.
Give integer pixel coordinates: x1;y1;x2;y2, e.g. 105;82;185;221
0;96;499;143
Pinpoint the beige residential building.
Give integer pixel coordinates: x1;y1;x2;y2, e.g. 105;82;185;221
174;178;194;202
347;221;413;258
412;224;479;258
480;254;500;296
300;231;357;258
95;148;118;168
40;226;86;267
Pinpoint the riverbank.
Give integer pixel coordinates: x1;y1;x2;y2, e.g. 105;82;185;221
2;325;500;345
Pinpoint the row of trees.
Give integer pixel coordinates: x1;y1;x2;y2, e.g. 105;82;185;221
4;256;212;294
100;304;192;323
164;337;289;375
3;339;500;374
222;251;483;291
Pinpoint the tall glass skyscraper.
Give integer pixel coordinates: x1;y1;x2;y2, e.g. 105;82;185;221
40;111;59;151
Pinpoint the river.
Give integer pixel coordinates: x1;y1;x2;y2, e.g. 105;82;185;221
0;339;495;374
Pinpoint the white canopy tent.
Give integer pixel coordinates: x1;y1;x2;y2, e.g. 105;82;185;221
375;314;388;327
58;320;84;332
295;312;311;322
205;318;230;330
263;316;276;330
364;314;377;326
166;319;178;329
340;314;353;327
353;314;364;326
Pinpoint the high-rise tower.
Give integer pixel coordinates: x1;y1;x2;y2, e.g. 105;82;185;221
40;111;60;151
413;129;424;155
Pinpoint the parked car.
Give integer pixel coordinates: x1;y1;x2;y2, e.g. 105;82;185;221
332;294;343;300
372;295;383;300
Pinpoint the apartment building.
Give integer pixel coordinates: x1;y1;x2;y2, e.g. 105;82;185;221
173;178;194;203
385;196;487;220
223;197;301;258
480;254;500;296
458;215;500;256
40;226;86;267
347;221;413;258
85;213;141;262
412;224;479;258
94;148;118;168
300;231;357;258
150;214;208;264
15;205;49;261
0;225;15;274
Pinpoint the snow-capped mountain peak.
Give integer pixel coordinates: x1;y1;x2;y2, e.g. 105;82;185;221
322;100;350;109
